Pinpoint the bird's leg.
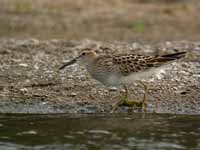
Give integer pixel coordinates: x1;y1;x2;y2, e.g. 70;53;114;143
111;85;144;112
123;85;129;100
138;81;148;112
138;80;161;112
111;85;128;112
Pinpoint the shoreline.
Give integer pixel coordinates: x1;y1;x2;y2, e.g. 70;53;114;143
0;39;199;114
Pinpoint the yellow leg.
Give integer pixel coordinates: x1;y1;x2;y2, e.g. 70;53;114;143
111;85;147;112
139;81;161;112
111;85;129;112
139;81;148;112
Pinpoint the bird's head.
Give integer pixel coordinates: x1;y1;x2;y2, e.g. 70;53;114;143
59;48;97;70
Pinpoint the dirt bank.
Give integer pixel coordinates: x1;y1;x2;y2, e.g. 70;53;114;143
0;39;199;114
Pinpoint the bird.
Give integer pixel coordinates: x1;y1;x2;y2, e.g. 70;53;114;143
59;48;186;112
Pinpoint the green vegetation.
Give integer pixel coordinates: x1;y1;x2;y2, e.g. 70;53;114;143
133;21;146;33
12;0;33;14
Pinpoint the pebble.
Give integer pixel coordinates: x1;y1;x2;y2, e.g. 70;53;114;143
20;88;28;93
69;92;77;97
108;87;118;92
19;63;28;67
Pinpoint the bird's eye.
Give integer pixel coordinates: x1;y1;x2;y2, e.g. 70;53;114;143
82;52;86;56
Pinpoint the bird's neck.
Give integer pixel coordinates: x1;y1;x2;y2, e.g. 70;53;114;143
85;54;99;71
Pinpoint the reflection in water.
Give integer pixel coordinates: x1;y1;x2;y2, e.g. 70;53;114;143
0;114;199;150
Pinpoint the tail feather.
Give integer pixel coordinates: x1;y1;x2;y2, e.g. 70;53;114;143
161;51;186;60
155;51;186;62
147;51;186;67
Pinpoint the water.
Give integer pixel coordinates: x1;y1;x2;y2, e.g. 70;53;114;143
0;114;199;150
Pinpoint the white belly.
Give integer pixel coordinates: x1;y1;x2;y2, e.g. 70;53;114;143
121;67;165;84
91;73;122;86
105;67;165;85
87;64;167;86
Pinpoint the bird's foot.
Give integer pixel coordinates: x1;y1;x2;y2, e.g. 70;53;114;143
111;97;147;113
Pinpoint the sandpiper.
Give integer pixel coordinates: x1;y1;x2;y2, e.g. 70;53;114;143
59;48;186;111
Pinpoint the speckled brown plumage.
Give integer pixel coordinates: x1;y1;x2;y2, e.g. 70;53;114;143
113;54;153;76
91;52;186;77
60;50;186;86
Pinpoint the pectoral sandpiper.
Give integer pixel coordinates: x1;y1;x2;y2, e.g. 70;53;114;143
59;48;186;112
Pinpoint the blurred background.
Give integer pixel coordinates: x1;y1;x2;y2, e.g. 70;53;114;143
0;0;200;43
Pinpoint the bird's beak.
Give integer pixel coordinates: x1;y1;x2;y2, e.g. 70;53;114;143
59;55;80;70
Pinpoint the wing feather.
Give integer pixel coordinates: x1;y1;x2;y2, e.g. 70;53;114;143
112;52;186;76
